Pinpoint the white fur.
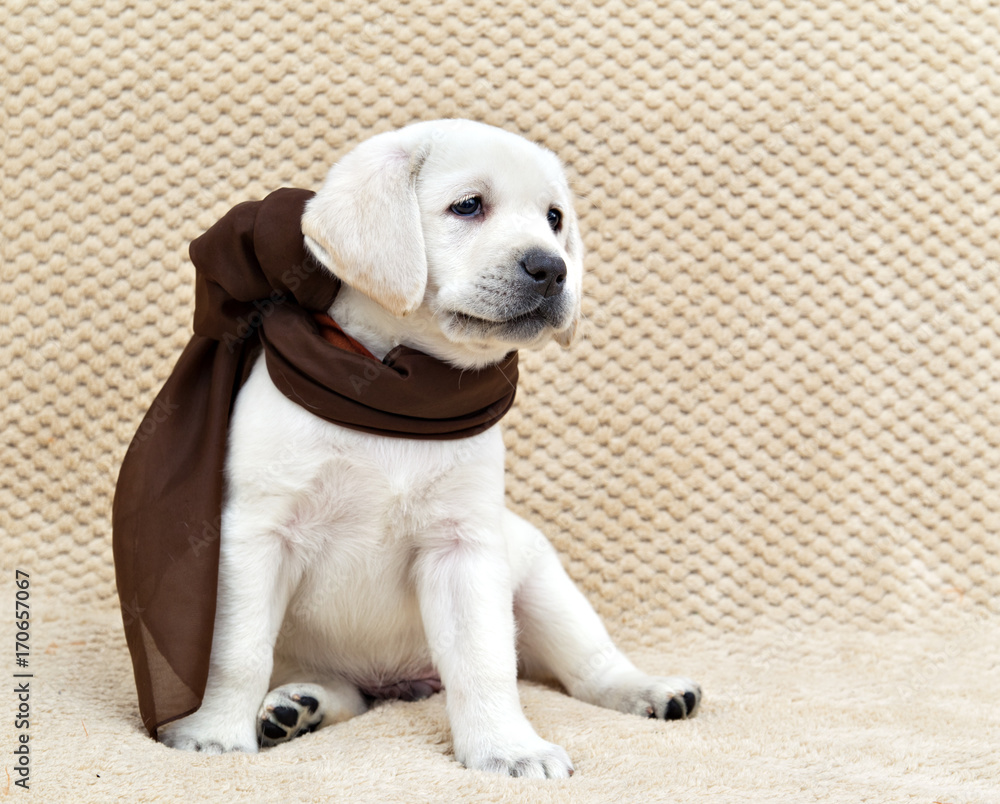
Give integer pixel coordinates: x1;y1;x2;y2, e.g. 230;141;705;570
159;120;700;778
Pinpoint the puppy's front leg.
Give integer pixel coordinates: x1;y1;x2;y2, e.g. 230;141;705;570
414;531;573;779
159;508;297;753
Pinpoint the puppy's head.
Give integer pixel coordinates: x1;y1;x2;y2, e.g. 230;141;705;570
302;120;583;366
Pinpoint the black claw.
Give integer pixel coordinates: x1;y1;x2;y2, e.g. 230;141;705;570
665;697;685;720
297;695;320;714
261;720;287;740
271;705;299;727
683;691;698;715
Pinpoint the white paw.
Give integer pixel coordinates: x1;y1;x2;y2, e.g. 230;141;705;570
602;674;702;720
460;731;574;779
257;684;326;747
158;710;259;754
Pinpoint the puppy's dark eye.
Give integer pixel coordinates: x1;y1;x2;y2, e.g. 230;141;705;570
450;196;482;217
547;207;563;233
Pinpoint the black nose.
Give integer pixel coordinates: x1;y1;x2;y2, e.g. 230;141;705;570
520;249;567;298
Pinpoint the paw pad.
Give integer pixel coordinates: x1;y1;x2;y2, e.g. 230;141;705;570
628;676;701;721
257;691;324;747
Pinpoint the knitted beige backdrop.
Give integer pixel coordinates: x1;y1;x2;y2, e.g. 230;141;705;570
3;0;999;801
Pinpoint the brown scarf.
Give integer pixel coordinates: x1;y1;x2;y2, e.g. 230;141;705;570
112;188;519;737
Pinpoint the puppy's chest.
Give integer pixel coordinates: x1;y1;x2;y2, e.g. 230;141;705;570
286;452;451;545
273;432;499;556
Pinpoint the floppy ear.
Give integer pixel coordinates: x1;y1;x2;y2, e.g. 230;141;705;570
302;127;431;317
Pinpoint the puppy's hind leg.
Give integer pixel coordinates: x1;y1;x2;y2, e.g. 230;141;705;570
158;509;300;754
507;510;702;721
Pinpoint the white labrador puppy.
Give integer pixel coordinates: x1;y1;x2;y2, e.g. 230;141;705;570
159;120;701;778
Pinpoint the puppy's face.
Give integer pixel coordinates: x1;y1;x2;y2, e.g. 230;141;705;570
415;129;582;350
302;120;583;367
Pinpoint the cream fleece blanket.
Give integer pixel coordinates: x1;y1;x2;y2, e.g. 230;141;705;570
12;609;998;803
3;0;999;800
